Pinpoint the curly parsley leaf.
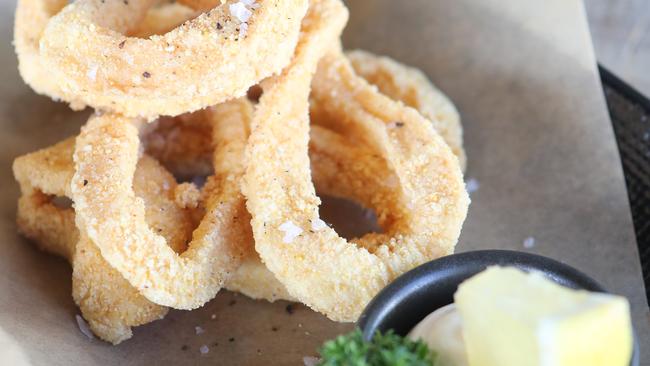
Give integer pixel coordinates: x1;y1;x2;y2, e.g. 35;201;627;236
317;328;437;366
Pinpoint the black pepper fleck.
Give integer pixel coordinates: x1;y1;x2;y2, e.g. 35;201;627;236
216;22;223;30
395;121;405;127
123;0;128;4
228;337;235;342
228;300;236;306
181;345;188;351
118;40;125;49
142;71;151;78
83;179;88;186
271;326;278;332
285;304;294;315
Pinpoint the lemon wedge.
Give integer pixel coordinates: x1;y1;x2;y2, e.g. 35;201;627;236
454;266;633;366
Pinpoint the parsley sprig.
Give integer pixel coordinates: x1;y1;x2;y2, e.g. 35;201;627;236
317;328;437;366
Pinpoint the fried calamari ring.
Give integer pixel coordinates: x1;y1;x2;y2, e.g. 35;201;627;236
14;104;411;309
19;123;397;306
244;41;469;321
226;124;399;303
14;0;197;109
346;50;466;170
13;0;83;108
39;0;309;118
13;139;193;344
71;99;254;309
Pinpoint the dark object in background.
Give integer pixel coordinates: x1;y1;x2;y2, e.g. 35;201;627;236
358;250;640;366
601;66;650;303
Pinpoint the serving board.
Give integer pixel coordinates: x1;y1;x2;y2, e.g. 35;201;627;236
0;0;648;364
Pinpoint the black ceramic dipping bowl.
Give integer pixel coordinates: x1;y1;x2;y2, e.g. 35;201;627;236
358;250;639;366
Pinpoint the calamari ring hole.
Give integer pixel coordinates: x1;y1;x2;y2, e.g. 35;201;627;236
126;2;200;39
50;194;73;209
317;193;382;240
141;113;215;185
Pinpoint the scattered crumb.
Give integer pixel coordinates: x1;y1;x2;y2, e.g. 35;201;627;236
465;178;479;194
211;314;217;320
200;345;209;354
303;356;320;366
304;331;310;336
279;221;302;243
195;326;205;335
75;314;95;340
523;236;536;249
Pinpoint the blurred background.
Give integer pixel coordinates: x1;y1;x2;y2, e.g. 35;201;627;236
586;0;650;96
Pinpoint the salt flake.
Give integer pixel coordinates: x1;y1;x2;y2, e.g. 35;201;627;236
229;2;252;22
239;22;249;38
310;218;328;231
195;326;204;335
75;314;95;340
303;356;320;366
279;221;302;243
199;345;209;354
465;178;479;194
87;65;98;81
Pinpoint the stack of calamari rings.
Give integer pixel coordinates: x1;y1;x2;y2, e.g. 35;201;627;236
13;0;469;344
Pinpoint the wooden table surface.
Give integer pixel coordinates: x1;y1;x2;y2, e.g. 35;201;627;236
586;0;650;96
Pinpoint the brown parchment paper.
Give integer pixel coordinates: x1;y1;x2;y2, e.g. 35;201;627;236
0;0;648;364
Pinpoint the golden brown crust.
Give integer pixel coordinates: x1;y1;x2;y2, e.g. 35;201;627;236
13;140;193;344
70;100;254;309
39;0;308;118
244;39;468;321
346;49;466;170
